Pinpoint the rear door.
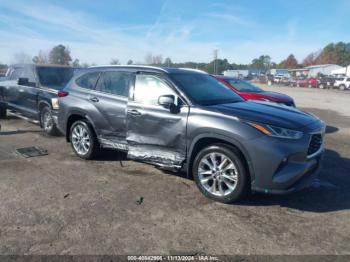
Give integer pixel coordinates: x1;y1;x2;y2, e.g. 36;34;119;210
92;69;132;149
126;73;189;168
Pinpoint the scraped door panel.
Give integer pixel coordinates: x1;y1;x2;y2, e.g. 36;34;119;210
126;74;188;168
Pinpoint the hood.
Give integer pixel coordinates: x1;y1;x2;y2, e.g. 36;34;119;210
259;91;293;102
206;101;318;129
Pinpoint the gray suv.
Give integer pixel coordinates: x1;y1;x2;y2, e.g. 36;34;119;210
57;66;325;203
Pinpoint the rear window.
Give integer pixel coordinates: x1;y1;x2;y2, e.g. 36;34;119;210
226;79;263;93
37;67;75;90
8;67;24;80
75;72;100;90
96;71;131;97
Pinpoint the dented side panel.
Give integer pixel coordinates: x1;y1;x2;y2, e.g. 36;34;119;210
126;101;189;168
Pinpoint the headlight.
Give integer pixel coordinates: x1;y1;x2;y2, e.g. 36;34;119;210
247;122;303;139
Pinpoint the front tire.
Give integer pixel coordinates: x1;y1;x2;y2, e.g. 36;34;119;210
40;107;59;136
192;144;249;203
340;84;346;91
0;106;6;119
69;120;99;160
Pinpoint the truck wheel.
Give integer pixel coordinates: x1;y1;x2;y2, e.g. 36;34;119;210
0;107;6;119
69;120;100;160
192;144;249;204
41;107;59;136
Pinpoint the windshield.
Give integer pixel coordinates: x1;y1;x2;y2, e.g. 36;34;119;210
170;73;244;106
226;79;263;93
37;67;75;89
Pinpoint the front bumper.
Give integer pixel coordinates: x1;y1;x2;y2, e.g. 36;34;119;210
252;152;323;194
243;122;325;195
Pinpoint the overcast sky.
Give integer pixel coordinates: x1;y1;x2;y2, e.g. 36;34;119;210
0;0;349;65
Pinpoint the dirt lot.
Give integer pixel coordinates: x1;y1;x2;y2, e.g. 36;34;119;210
0;86;350;255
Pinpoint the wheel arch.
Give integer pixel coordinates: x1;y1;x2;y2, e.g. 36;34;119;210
37;100;51;127
187;134;254;182
65;111;97;142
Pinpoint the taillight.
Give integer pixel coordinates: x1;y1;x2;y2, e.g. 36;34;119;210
57;91;69;97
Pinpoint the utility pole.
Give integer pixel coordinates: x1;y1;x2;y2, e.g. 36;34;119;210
213;49;218;75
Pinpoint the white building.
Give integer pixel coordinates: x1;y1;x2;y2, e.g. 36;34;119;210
269;69;290;77
305;64;342;77
331;65;350;76
223;70;249;78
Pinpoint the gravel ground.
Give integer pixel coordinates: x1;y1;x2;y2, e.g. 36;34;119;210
0;86;349;255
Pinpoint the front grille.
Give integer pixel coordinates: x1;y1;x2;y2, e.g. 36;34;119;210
307;134;323;156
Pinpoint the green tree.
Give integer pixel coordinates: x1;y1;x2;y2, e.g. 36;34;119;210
204;58;233;74
302;42;350;67
0;63;7;76
164;57;172;67
32;50;49;64
72;59;80;67
251;55;271;70
303;52;317;66
110;58;120;65
49;45;72;65
127;59;133;65
279;54;299;69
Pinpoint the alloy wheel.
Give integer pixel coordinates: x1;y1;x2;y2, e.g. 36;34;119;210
71;124;91;156
198;152;238;196
42;110;53;132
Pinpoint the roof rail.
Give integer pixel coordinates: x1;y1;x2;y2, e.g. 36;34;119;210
178;68;207;74
88;65;168;72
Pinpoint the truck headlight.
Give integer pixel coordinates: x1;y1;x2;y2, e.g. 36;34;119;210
248;122;303;139
51;98;59;110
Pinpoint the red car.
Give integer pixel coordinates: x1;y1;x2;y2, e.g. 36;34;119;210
292;78;308;87
292;77;318;88
215;76;295;107
307;77;318;88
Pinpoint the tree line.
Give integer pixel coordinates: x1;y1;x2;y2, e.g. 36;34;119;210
1;42;350;75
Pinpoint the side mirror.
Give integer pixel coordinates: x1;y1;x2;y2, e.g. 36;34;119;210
158;95;175;108
18;77;29;86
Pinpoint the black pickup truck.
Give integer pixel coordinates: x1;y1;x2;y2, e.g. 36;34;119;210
0;64;78;135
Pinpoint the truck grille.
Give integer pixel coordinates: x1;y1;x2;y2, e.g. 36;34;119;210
307;134;323;157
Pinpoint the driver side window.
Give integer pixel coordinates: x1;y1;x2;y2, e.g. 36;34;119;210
133;74;177;105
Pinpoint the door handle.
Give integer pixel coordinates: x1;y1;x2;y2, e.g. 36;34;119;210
127;109;142;116
89;96;99;102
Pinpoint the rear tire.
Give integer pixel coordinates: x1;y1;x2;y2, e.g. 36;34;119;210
0;106;6;119
40;107;60;136
192;143;249;204
69;120;100;160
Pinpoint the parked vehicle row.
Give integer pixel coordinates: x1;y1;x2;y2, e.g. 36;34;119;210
0;65;326;204
272;75;349;90
334;77;350;90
